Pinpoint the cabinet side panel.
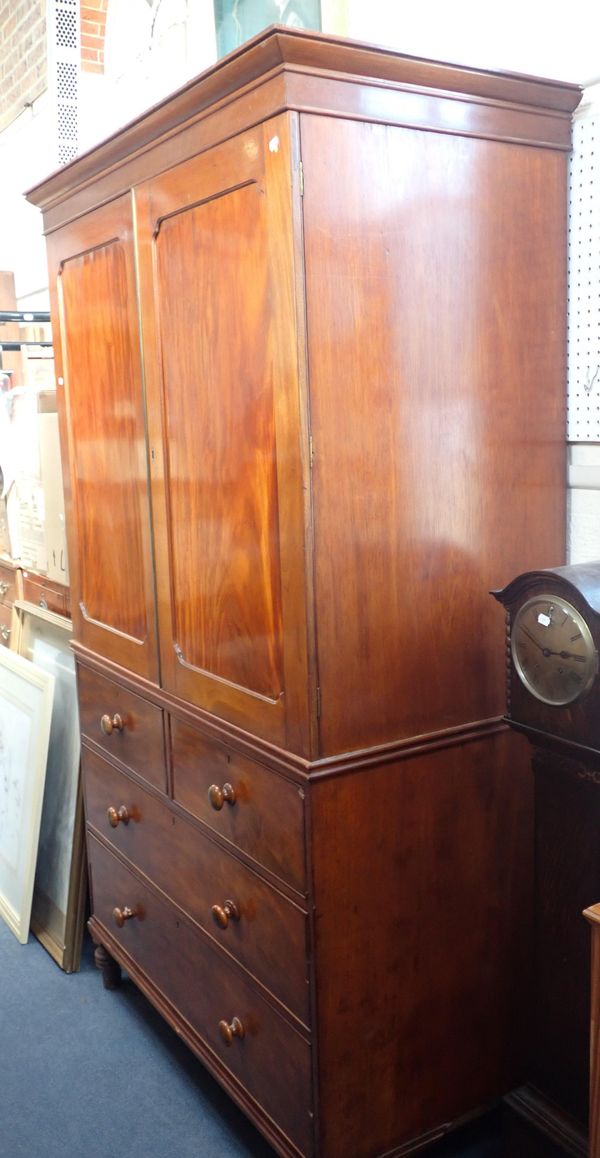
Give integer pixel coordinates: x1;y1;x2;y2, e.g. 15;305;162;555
302;115;567;755
310;728;533;1157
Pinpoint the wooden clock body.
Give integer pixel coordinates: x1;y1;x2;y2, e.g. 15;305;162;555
494;562;600;1142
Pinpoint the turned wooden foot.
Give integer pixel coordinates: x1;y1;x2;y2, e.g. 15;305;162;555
93;942;122;989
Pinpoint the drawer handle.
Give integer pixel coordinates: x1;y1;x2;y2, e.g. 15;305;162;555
112;905;140;928
0;626;10;641
0;581;9;597
101;713;124;736
107;805;132;828
218;1016;245;1046
208;782;236;810
211;899;240;929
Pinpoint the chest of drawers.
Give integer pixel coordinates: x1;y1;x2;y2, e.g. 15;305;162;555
79;657;312;1155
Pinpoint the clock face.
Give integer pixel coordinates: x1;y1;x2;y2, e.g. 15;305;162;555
511;595;597;706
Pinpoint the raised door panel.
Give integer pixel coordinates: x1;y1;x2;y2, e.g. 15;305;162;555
301;114;567;755
46;196;158;681
136;116;312;753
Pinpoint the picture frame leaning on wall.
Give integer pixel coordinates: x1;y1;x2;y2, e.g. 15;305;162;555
0;645;54;944
12;600;86;971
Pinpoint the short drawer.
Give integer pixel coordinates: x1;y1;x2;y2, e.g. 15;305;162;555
22;571;69;617
0;563;21;608
77;664;166;792
171;718;305;893
88;834;313;1156
0;603;12;647
83;747;310;1023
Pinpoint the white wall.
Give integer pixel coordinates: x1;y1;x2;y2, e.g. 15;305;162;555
345;0;600;85
0;88;56;308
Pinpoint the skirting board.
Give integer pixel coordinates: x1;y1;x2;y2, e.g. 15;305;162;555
504;1085;587;1157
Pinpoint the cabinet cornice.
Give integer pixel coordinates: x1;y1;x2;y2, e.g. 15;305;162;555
27;24;581;222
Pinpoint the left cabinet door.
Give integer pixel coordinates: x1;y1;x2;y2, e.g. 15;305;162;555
47;195;159;681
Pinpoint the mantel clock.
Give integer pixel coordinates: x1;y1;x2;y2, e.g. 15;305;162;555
493;561;600;753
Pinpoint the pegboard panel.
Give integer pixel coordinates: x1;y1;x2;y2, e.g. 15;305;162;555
567;111;600;440
48;0;80;167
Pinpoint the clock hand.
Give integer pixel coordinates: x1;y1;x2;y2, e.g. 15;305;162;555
518;634;586;662
519;625;548;653
546;649;586;662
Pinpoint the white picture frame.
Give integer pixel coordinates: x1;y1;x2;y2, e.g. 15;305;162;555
13;600;86;970
0;645;54;943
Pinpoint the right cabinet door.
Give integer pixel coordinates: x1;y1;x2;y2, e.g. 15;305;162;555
136;116;312;753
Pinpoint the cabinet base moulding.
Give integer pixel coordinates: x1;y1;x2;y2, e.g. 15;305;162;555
504;1086;587;1157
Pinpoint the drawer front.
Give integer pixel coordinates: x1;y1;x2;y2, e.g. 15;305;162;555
0;603;12;647
89;834;313;1155
77;664;166;792
0;564;20;608
83;748;310;1023
22;572;69;617
171;718;305;892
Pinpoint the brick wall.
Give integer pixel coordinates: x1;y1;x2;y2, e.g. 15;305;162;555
81;0;108;74
0;0;47;132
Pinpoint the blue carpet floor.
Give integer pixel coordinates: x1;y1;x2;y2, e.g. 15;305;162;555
0;922;274;1158
0;922;559;1158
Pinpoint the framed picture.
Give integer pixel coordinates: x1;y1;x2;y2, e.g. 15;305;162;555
214;0;322;58
13;600;86;971
0;645;54;944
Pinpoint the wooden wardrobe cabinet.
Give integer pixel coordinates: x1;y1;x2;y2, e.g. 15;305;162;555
28;28;580;1158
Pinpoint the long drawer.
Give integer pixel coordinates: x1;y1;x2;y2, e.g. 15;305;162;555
83;747;310;1023
77;663;166;791
170;718;306;893
88;833;313;1156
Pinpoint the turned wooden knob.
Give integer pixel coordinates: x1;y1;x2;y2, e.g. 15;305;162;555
211;899;240;929
112;905;139;928
218;1016;245;1045
107;805;131;828
101;712;124;736
208;782;236;810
